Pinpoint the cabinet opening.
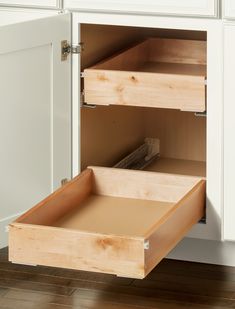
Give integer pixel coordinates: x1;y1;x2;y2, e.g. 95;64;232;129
81;24;207;178
81;106;206;176
81;105;206;222
80;24;207;222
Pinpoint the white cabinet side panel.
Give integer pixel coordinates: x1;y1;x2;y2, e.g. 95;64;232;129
224;25;235;241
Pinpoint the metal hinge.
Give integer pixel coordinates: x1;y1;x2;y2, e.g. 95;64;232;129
61;40;82;61
61;178;69;186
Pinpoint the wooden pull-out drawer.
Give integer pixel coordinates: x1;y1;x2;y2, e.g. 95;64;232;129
84;38;206;112
9;167;205;279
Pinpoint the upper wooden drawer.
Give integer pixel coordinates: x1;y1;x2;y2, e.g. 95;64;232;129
84;38;207;112
0;0;59;8
64;0;217;17
224;0;235;19
9;167;205;279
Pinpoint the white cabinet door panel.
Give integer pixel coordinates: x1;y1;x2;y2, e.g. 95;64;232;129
0;12;71;248
0;9;58;26
224;0;235;19
65;0;217;17
0;0;59;8
224;25;235;241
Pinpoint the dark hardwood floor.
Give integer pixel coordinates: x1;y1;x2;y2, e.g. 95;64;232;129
0;247;234;309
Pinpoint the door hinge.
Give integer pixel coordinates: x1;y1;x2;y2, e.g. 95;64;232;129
61;178;69;186
61;40;82;61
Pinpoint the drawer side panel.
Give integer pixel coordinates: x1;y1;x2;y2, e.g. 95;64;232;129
144;180;206;276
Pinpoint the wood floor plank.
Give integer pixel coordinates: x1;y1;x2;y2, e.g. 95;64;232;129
2;290;151;309
0;278;75;296
0;288;8;297
0;261;132;285
132;278;235;299
2;278;235;309
72;284;235;308
0;298;71;309
3;289;234;309
135;271;235;293
148;260;235;282
72;288;235;309
0;269;133;292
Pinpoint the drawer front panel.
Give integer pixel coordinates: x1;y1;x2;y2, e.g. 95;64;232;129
0;0;59;8
65;0;217;17
9;167;206;279
224;0;235;19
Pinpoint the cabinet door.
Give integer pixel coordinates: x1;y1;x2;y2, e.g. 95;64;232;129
224;25;235;241
65;0;217;17
224;0;235;19
0;12;71;248
0;0;59;8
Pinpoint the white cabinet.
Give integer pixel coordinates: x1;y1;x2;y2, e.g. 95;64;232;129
0;0;59;8
224;25;235;241
65;0;217;17
0;11;71;248
224;0;235;19
1;8;234;270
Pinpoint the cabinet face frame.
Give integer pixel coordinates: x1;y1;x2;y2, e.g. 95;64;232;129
65;0;218;18
72;12;223;241
223;24;235;241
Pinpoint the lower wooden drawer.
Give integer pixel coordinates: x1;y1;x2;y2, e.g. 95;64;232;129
9;167;205;279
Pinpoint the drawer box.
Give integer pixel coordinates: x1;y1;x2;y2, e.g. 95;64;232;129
65;0;217;17
9;167;205;279
0;0;58;8
84;38;207;112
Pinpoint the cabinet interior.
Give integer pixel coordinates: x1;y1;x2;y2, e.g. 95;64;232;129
81;24;207;178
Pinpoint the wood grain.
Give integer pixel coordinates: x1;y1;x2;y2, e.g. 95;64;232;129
9;167;205;279
81;107;206;170
92;166;201;203
145;180;206;276
81;105;145;170
84;69;206;111
14;169;93;225
144;108;206;162
84;38;206;112
145;157;206;177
